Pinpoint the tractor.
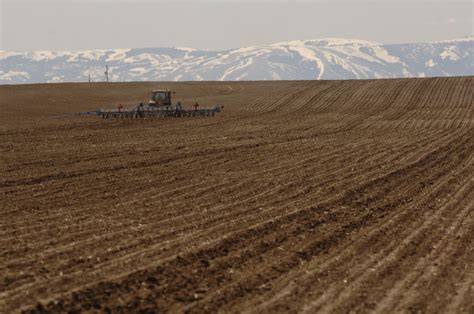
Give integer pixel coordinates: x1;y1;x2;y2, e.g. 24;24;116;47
148;90;174;107
97;88;223;119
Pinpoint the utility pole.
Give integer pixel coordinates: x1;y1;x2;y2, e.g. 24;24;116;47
104;65;109;82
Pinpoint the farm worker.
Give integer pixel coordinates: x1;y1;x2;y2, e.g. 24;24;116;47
194;102;199;110
118;104;123;112
176;101;182;111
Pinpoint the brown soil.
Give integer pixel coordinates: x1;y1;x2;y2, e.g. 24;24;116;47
0;78;473;313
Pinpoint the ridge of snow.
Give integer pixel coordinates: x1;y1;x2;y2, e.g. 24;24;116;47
440;46;461;61
0;51;23;60
430;35;474;44
272;38;379;47
176;47;198;52
288;45;325;79
1;37;472;83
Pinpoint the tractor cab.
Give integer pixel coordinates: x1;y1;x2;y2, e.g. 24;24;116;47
149;90;173;107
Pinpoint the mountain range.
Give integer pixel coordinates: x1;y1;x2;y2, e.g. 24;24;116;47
0;37;472;84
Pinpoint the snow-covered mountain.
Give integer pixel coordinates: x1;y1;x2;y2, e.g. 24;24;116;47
0;37;472;84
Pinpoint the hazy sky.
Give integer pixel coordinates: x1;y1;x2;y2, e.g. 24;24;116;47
1;0;472;51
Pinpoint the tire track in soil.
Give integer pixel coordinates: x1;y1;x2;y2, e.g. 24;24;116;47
23;130;471;313
0;127;462;310
244;135;472;312
1;130;430;310
1;77;472;313
2;134;414;308
299;146;472;313
196;130;472;313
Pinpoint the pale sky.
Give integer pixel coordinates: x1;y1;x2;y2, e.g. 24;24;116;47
0;0;472;51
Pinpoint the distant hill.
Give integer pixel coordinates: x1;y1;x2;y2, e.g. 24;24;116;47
0;37;472;84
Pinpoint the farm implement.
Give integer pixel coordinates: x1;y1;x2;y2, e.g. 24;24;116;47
97;89;223;119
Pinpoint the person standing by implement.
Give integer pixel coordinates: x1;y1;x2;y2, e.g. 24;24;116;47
194;101;199;110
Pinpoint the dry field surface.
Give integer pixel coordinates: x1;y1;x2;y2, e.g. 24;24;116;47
0;77;473;313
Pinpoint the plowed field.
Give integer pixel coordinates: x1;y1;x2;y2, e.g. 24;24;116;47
1;77;473;313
